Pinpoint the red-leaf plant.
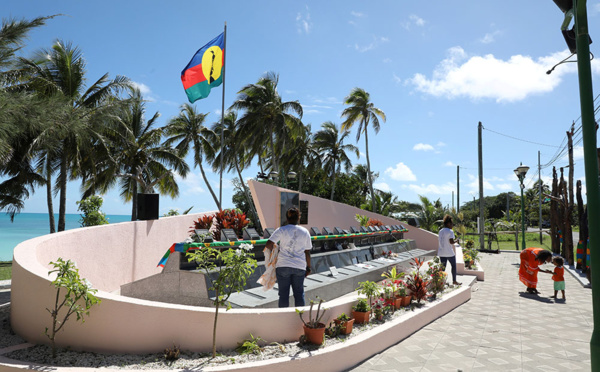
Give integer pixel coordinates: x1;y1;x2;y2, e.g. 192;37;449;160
404;258;430;304
189;214;215;240
215;209;250;240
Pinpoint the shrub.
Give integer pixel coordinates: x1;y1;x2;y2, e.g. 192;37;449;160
45;258;100;358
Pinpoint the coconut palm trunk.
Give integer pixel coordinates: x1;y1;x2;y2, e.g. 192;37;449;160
330;160;337;200
364;125;376;213
199;162;220;210
57;150;68;232
45;174;56;233
234;160;261;231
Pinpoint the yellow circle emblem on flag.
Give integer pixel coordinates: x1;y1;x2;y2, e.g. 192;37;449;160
202;46;223;84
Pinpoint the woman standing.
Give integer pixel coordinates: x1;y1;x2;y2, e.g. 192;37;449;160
438;215;461;286
519;247;553;294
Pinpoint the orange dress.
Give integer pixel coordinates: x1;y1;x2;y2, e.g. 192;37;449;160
519;247;545;288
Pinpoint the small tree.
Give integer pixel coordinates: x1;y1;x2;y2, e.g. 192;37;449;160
45;258;101;358
76;196;108;227
187;243;257;358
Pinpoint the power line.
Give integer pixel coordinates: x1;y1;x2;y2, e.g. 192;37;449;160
482;126;562;148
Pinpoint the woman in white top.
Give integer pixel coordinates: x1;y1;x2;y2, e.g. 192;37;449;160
438;215;460;286
265;207;312;307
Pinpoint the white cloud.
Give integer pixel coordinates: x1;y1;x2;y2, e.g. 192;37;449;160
402;14;426;29
573;145;584;160
383;58;392;64
296;6;312;34
131;81;151;95
407;47;575;103
351;11;364;17
406;182;455;195
413;143;434;151
409;14;425;27
444;161;455;167
496;183;512;191
374;182;391;192
385;162;417;181
480;30;501;44
131;81;155;101
354;36;389;53
393;73;401;84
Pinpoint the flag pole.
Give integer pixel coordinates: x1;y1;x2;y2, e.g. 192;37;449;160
219;22;227;212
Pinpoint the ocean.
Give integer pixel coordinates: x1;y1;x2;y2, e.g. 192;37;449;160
0;213;131;261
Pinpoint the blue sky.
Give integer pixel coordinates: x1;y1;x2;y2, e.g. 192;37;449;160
3;1;600;216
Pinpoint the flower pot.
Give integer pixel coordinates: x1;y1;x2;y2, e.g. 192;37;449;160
303;323;326;345
334;318;355;335
393;296;402;310
401;295;412;307
352;310;371;324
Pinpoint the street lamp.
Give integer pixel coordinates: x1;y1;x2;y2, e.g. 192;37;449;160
514;163;529;251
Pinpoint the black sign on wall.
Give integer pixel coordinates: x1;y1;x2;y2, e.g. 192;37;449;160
299;200;309;225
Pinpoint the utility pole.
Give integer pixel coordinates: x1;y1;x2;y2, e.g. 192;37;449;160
457;166;460;213
478;122;485;250
539;151;543;244
559;0;600;366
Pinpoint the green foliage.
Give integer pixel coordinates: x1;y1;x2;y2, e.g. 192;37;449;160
187;244;257;358
236;334;265;355
352;297;371;312
356;280;381;306
426;256;447;297
76;196;108;227
355;214;370;227
0;262;12;280
336;312;351;321
45;258;100;358
297;297;328;328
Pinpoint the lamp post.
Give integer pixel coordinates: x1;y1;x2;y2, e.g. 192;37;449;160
269;170;297;188
553;1;600;367
514;164;529;251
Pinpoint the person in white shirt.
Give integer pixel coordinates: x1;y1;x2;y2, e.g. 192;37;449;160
438;215;460;286
265;207;312;307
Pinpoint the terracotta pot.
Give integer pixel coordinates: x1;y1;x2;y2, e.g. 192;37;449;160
401;295;411;307
352;310;371;324
334;318;355;335
393;296;402;310
303;323;326;345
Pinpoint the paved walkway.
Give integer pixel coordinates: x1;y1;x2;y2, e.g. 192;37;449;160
349;251;593;371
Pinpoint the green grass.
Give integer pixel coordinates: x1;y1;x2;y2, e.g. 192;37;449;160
0;262;12;281
464;232;553;251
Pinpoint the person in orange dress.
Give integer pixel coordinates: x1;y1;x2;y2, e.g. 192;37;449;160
550;256;566;300
519;247;552;294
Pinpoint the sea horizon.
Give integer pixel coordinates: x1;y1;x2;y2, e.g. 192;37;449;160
0;212;131;261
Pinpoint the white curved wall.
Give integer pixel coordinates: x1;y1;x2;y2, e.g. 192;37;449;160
11;213;366;354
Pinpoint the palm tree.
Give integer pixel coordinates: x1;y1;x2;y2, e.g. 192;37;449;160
0;15;60;221
313;121;358;200
83;88;189;220
417;195;442;232
341;88;386;213
352;163;379;200
230;72;303;176
16;40;129;230
163;103;220;210
210;110;260;228
280;124;319;193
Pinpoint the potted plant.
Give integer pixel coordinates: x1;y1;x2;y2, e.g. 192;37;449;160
382;267;404;309
397;281;411;307
333;312;355;335
356;280;381;307
352;298;371;324
297;298;328;345
426;256;447;299
372;298;390;321
404;258;430;304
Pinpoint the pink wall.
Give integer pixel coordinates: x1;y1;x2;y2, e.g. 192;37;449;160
10;213;363;353
247;180;439;251
10;185;439;354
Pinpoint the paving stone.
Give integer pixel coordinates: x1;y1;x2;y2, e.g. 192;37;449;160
347;251;593;372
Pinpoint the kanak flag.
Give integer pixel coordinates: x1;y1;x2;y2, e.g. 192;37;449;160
181;33;224;103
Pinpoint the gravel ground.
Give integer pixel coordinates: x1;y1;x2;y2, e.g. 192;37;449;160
0;287;458;370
